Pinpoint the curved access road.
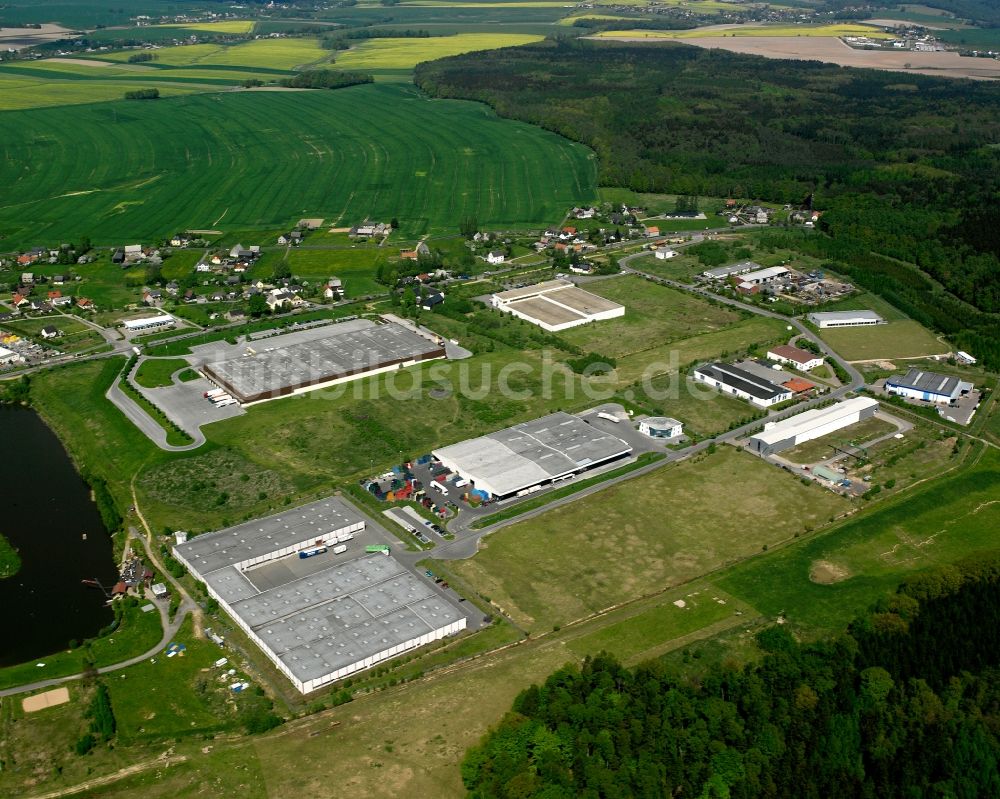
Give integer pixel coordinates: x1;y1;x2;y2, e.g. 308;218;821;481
432;257;865;559
105;373;206;451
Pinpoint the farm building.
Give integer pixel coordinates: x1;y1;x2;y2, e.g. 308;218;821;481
489;280;625;332
638;417;683;439
766;344;824;371
122;313;175;333
692;362;793;408
172;497;467;694
701;261;761;281
748;397;880;456
202;319;446;405
885;369;973;405
807;310;884;328
433;411;632;499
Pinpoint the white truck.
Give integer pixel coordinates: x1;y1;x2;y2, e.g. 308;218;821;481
215;398;237;408
333;544;348;555
597;412;620;423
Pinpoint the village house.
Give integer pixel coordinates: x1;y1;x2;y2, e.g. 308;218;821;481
323;278;344;300
76;297;95;311
40;325;61;340
486;251;506;265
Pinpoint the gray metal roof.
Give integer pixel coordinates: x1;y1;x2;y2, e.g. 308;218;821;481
694;362;790;401
434;412;632;497
887;369;970;398
173;497;365;575
807;310;883;323
204;320;443;402
702;261;762;279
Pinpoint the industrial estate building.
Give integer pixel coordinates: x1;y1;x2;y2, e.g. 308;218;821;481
202;320;445;404
172;497;467;694
489;280;625;332
738;266;789;288
638;417;683;439
693;362;794;407
748;396;880;456
701;261;761;281
433;412;632;499
885;369;973;405
122;313;175;333
766;344;824;371
808;310;884;328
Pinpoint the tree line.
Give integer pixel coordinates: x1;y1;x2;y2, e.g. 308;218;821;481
463;553;1000;797
414;41;1000;366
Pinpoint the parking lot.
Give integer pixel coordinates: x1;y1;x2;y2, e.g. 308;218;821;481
132;368;244;436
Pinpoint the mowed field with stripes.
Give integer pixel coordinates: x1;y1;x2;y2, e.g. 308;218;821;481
0;82;596;244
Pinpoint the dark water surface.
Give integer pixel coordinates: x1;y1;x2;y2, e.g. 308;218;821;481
0;404;117;666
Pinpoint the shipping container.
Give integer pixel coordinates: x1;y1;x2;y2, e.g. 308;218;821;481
299;545;327;559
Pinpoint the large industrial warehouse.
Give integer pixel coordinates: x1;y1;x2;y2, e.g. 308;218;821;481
807;310;884;328
885;369;973;405
202;319;445;404
693;362;793;408
172;497;467;693
433;412;633;499
489;280;625;332
748;396;880;456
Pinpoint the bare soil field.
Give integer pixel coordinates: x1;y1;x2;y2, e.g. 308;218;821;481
604;36;1000;80
0;24;79;50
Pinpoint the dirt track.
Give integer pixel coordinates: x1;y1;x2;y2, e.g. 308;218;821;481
596;35;1000;81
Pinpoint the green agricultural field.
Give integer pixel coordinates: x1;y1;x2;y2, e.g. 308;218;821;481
99;38;330;70
334;33;543;71
0;531;20;578
0;84;596;247
780;416;896;465
819;319;948;361
716;444;999;635
133;358;190;388
445;447;849;633
0;71;210;110
559;275;741;360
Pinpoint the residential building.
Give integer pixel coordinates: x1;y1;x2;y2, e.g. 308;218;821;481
654;247;678;260
486;251;505;265
40;325;60;339
766;344;824;371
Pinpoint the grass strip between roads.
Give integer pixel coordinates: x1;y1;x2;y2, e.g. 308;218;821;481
470;451;665;530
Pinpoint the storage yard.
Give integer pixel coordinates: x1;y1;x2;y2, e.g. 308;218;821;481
201;318;446;404
433;411;633;500
173;497;469;693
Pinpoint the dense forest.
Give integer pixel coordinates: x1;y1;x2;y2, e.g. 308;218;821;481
415;42;1000;365
463;555;1000;797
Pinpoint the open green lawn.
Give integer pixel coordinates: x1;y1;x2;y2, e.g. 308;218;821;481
283;249;388;297
632;252;706;283
334;33;543;71
446;447;849;633
133;358;190;388
559;275;741;360
107;617;240;743
716;444;998;635
627;375;766;437
0;83;595;247
819;319;947;361
0;601;162;691
613;315;787;385
780;415;897;465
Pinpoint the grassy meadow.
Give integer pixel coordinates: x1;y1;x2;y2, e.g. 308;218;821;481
818;319;948;361
445;447;849;633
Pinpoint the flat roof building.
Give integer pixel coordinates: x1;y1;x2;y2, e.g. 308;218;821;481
808;310;884;328
701;261;762;280
638;417;683;439
885;369;973;405
123;313;175;333
489;280;624;332
748;396;880;456
433;412;632;499
693;362;793;407
172;497;466;693
739;266;789;286
203;320;445;404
